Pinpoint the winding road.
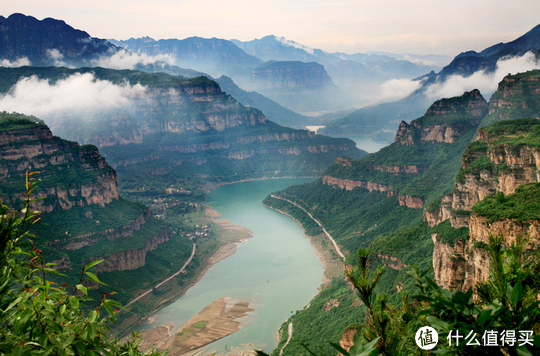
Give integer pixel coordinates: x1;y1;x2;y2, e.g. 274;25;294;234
125;242;197;307
279;322;294;356
270;195;345;261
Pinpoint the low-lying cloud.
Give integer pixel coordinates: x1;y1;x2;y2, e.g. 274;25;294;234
425;52;540;99
91;49;175;70
0;57;31;68
0;73;146;117
378;78;423;102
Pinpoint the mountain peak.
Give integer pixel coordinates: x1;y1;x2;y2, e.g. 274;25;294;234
0;13;116;66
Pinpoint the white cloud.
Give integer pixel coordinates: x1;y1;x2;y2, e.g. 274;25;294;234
46;49;69;67
425;52;540;100
0;57;31;68
378;78;423;102
91;49;175;70
276;36;315;55
0;73;147;117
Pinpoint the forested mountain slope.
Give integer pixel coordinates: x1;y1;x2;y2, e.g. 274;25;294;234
264;70;540;354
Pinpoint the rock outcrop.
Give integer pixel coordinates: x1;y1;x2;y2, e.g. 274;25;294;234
397;195;424;209
0;117;118;212
322;175;393;192
0;115;169;273
428;119;540;291
0;66;365;178
395;90;487;146
483;72;540;125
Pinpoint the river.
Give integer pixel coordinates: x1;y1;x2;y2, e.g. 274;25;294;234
328;134;389;153
137;178;323;354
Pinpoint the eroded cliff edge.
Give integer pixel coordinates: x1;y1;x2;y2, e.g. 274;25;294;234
0;114;169;273
428;119;540;291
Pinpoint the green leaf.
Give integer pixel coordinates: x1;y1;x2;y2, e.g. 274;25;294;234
69;296;79;311
76;284;88;296
12;345;23;356
103;301;116;320
88;310;98;323
510;280;523;307
477;309;492;328
4;295;23;312
427;316;449;330
88;323;97;340
84;260;104;273
453;291;470;305
85;272;107;286
516;346;533;356
329;341;350;355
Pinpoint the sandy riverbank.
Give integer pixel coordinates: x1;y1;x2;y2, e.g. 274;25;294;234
132;206;253;353
138;297;255;355
204;206;253;264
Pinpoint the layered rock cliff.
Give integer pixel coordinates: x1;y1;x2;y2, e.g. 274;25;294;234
321;90;487;210
395;89;487;146
0;67;364;182
248;61;333;91
429;119;540;291
0;114;169;273
0;115;118;212
481;70;540;127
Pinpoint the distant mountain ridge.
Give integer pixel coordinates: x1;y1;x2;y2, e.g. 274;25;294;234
322;23;540;139
109;36;263;77
439;24;540;80
0;13;205;78
0;13;116;66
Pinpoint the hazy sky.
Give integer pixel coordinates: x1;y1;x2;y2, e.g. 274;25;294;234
4;0;540;56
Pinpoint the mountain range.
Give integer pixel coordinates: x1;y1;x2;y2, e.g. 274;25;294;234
2;11;540;355
264;69;540;353
321;23;540;140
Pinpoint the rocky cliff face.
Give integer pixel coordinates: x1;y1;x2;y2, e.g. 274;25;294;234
0;118;118;212
395;90;487;146
0;115;169;274
90;226;170;272
429;119;540;291
322;175;393;192
0;67;362;178
248;61;333;91
321;90;486;211
48;75;268;148
482;70;540;127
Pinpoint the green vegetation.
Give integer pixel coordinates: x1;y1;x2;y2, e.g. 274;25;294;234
0;112;44;129
0;174;160;355
480;118;540;147
265;90;488;351
473;183;540;223
272;278;366;356
431;219;469;245
481;70;540;127
456;119;540;183
265;183;423;260
269;239;540;356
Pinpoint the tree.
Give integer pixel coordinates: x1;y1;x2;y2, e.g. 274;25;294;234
0;172;160;355
409;234;540;355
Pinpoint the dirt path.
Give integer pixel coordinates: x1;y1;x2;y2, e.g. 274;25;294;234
126;242;197;308
270;195;345;261
279;322;293;356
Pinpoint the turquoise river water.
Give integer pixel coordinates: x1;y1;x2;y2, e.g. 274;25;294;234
137;178;323;354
